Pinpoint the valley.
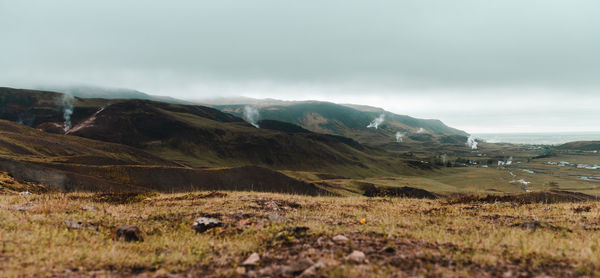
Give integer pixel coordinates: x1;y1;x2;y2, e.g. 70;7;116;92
1;86;600;277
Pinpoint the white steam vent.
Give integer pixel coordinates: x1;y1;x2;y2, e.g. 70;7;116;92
395;131;406;142
466;135;478;150
367;114;385;129
62;94;74;132
243;105;260;128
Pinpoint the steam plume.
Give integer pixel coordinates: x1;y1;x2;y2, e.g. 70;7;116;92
416;127;426;133
62;94;74;132
506;156;513;166
367;114;385;129
466;135;478;150
243;105;260;128
395;131;406;142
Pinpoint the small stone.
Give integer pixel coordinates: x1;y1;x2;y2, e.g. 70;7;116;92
235;266;246;275
268;214;285;222
332;235;349;244
279;258;315;276
502;271;514;278
114;225;143;242
316;236;332;247
345;250;366;264
299;262;324;277
518;221;544;230
264;200;280;211
19;191;32;196
64;220;83;229
143;198;152;201
193;217;222;233
82;205;95;211
318;258;340;267
242;252;260;266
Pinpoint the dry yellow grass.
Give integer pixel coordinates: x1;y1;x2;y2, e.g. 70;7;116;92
1;191;600;277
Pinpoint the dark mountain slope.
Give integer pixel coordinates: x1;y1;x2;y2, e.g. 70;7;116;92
0;120;331;195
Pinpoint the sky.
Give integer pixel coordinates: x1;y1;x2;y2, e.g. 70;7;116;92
1;0;599;133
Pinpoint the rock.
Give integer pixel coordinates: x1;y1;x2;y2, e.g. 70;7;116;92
318;258;341;267
114;225;143;242
287;258;315;275
516;221;550;230
316;236;332;247
520;221;542;230
81;205;95;211
235;266;246;275
332;235;349;244
64;220;83;229
345;250;366;264
299;262;324;277
19;191;32;196
235;219;251;230
143;198;152;202
193;217;222;233
502;270;514;278
268;214;285;222
264;200;280;211
242;252;260;266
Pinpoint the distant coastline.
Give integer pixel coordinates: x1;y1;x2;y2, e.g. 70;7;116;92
473;132;600;145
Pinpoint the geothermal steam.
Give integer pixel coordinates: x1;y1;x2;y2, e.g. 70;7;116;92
243;106;260;128
466;135;478;150
395;132;406;142
62;95;74;131
416;127;426;133
367;114;385;129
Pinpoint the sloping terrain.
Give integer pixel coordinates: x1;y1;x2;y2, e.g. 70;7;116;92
3;191;600;277
0;88;426;177
0;120;330;194
558;141;600;151
0;119;175;166
213;101;468;145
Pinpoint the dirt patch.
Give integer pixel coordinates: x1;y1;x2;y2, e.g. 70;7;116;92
207;231;581;277
363;185;438;199
446;190;599;204
253;199;302;211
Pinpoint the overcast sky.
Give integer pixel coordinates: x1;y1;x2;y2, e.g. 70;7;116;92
1;0;599;133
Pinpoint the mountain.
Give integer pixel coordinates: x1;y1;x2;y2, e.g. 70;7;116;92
0;87;430;178
36;85;191;104
212;101;468;145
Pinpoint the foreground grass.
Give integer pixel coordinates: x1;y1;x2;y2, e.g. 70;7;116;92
1;191;600;277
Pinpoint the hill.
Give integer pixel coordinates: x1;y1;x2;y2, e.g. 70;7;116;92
0;119;331;194
0;87;427;178
558;141;600;151
212;101;468;146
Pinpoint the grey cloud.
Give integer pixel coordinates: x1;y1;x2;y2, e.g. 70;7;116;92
1;0;599;132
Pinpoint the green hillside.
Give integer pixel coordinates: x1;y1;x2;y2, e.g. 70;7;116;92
214;101;468;145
